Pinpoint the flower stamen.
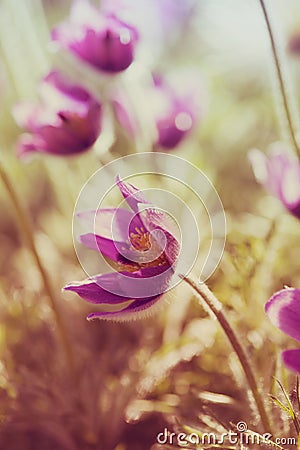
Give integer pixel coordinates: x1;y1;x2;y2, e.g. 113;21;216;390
130;227;151;251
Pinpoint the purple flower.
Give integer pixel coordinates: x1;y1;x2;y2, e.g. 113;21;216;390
101;0;196;62
287;33;300;55
64;177;180;321
249;147;300;219
112;96;137;139
153;75;200;150
109;72;204;149
52;1;138;73
265;288;300;373
13;71;102;158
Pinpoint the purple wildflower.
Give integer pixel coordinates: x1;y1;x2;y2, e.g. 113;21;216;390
153;75;200;150
13;71;102;158
265;288;300;373
112;96;138;139
64;177;180;321
288;33;300;55
249;147;300;219
110;73;202;149
101;0;196;61
52;0;138;73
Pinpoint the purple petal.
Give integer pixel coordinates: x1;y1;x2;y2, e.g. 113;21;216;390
87;294;163;321
77;207;144;242
282;349;300;373
14;72;102;157
156;119;190;149
108;265;172;298
16;134;45;158
156;104;194;150
65;264;172;305
116;175;151;213
249;149;280;194
64;272;133;304
280;162;300;215
52;3;138;73
37;119;97;155
265;288;300;343
79;233;136;266
152;73;200;150
249;148;300;218
42;71;91;103
288;34;300;55
113;98;137;137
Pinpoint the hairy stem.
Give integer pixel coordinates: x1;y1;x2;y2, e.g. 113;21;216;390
182;275;273;433
259;0;300;158
0;163;77;385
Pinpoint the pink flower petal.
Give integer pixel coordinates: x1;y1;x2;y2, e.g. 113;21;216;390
87;295;163;322
52;2;138;73
282;349;300;374
265;288;300;343
116;175;150;213
79;233;136;266
77;207;144;242
64;272;132;304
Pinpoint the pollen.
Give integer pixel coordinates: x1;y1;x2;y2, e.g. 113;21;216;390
128;227;168;268
130;227;151;251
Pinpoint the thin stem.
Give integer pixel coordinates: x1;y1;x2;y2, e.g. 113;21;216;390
0;163;77;385
182;275;273;433
259;0;300;158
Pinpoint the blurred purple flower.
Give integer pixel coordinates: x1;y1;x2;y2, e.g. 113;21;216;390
52;0;138;73
112;96;137;139
287;33;300;55
265;288;300;373
153;75;200;150
13;71;102;158
249;147;300;219
110;73;203;150
64;177;180;321
101;0;196;62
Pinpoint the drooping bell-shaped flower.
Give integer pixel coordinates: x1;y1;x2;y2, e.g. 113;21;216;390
64;176;180;321
249;146;300;219
13;71;102;158
265;288;300;373
52;0;138;73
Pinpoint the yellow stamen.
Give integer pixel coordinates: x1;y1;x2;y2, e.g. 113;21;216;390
120;227;168;270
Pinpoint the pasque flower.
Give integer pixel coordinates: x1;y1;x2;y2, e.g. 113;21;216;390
64;177;180;321
13;71;102;158
111;74;202;150
153;75;200;150
52;0;138;73
249;146;300;219
265;288;300;373
287;33;300;55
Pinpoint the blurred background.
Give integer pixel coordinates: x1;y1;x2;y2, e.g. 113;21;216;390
1;0;300;448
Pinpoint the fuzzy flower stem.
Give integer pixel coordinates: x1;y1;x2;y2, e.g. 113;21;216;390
0;163;77;385
259;0;300;159
182;275;273;433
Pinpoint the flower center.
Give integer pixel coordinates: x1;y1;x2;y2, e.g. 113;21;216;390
129;227;167;268
130;227;151;251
